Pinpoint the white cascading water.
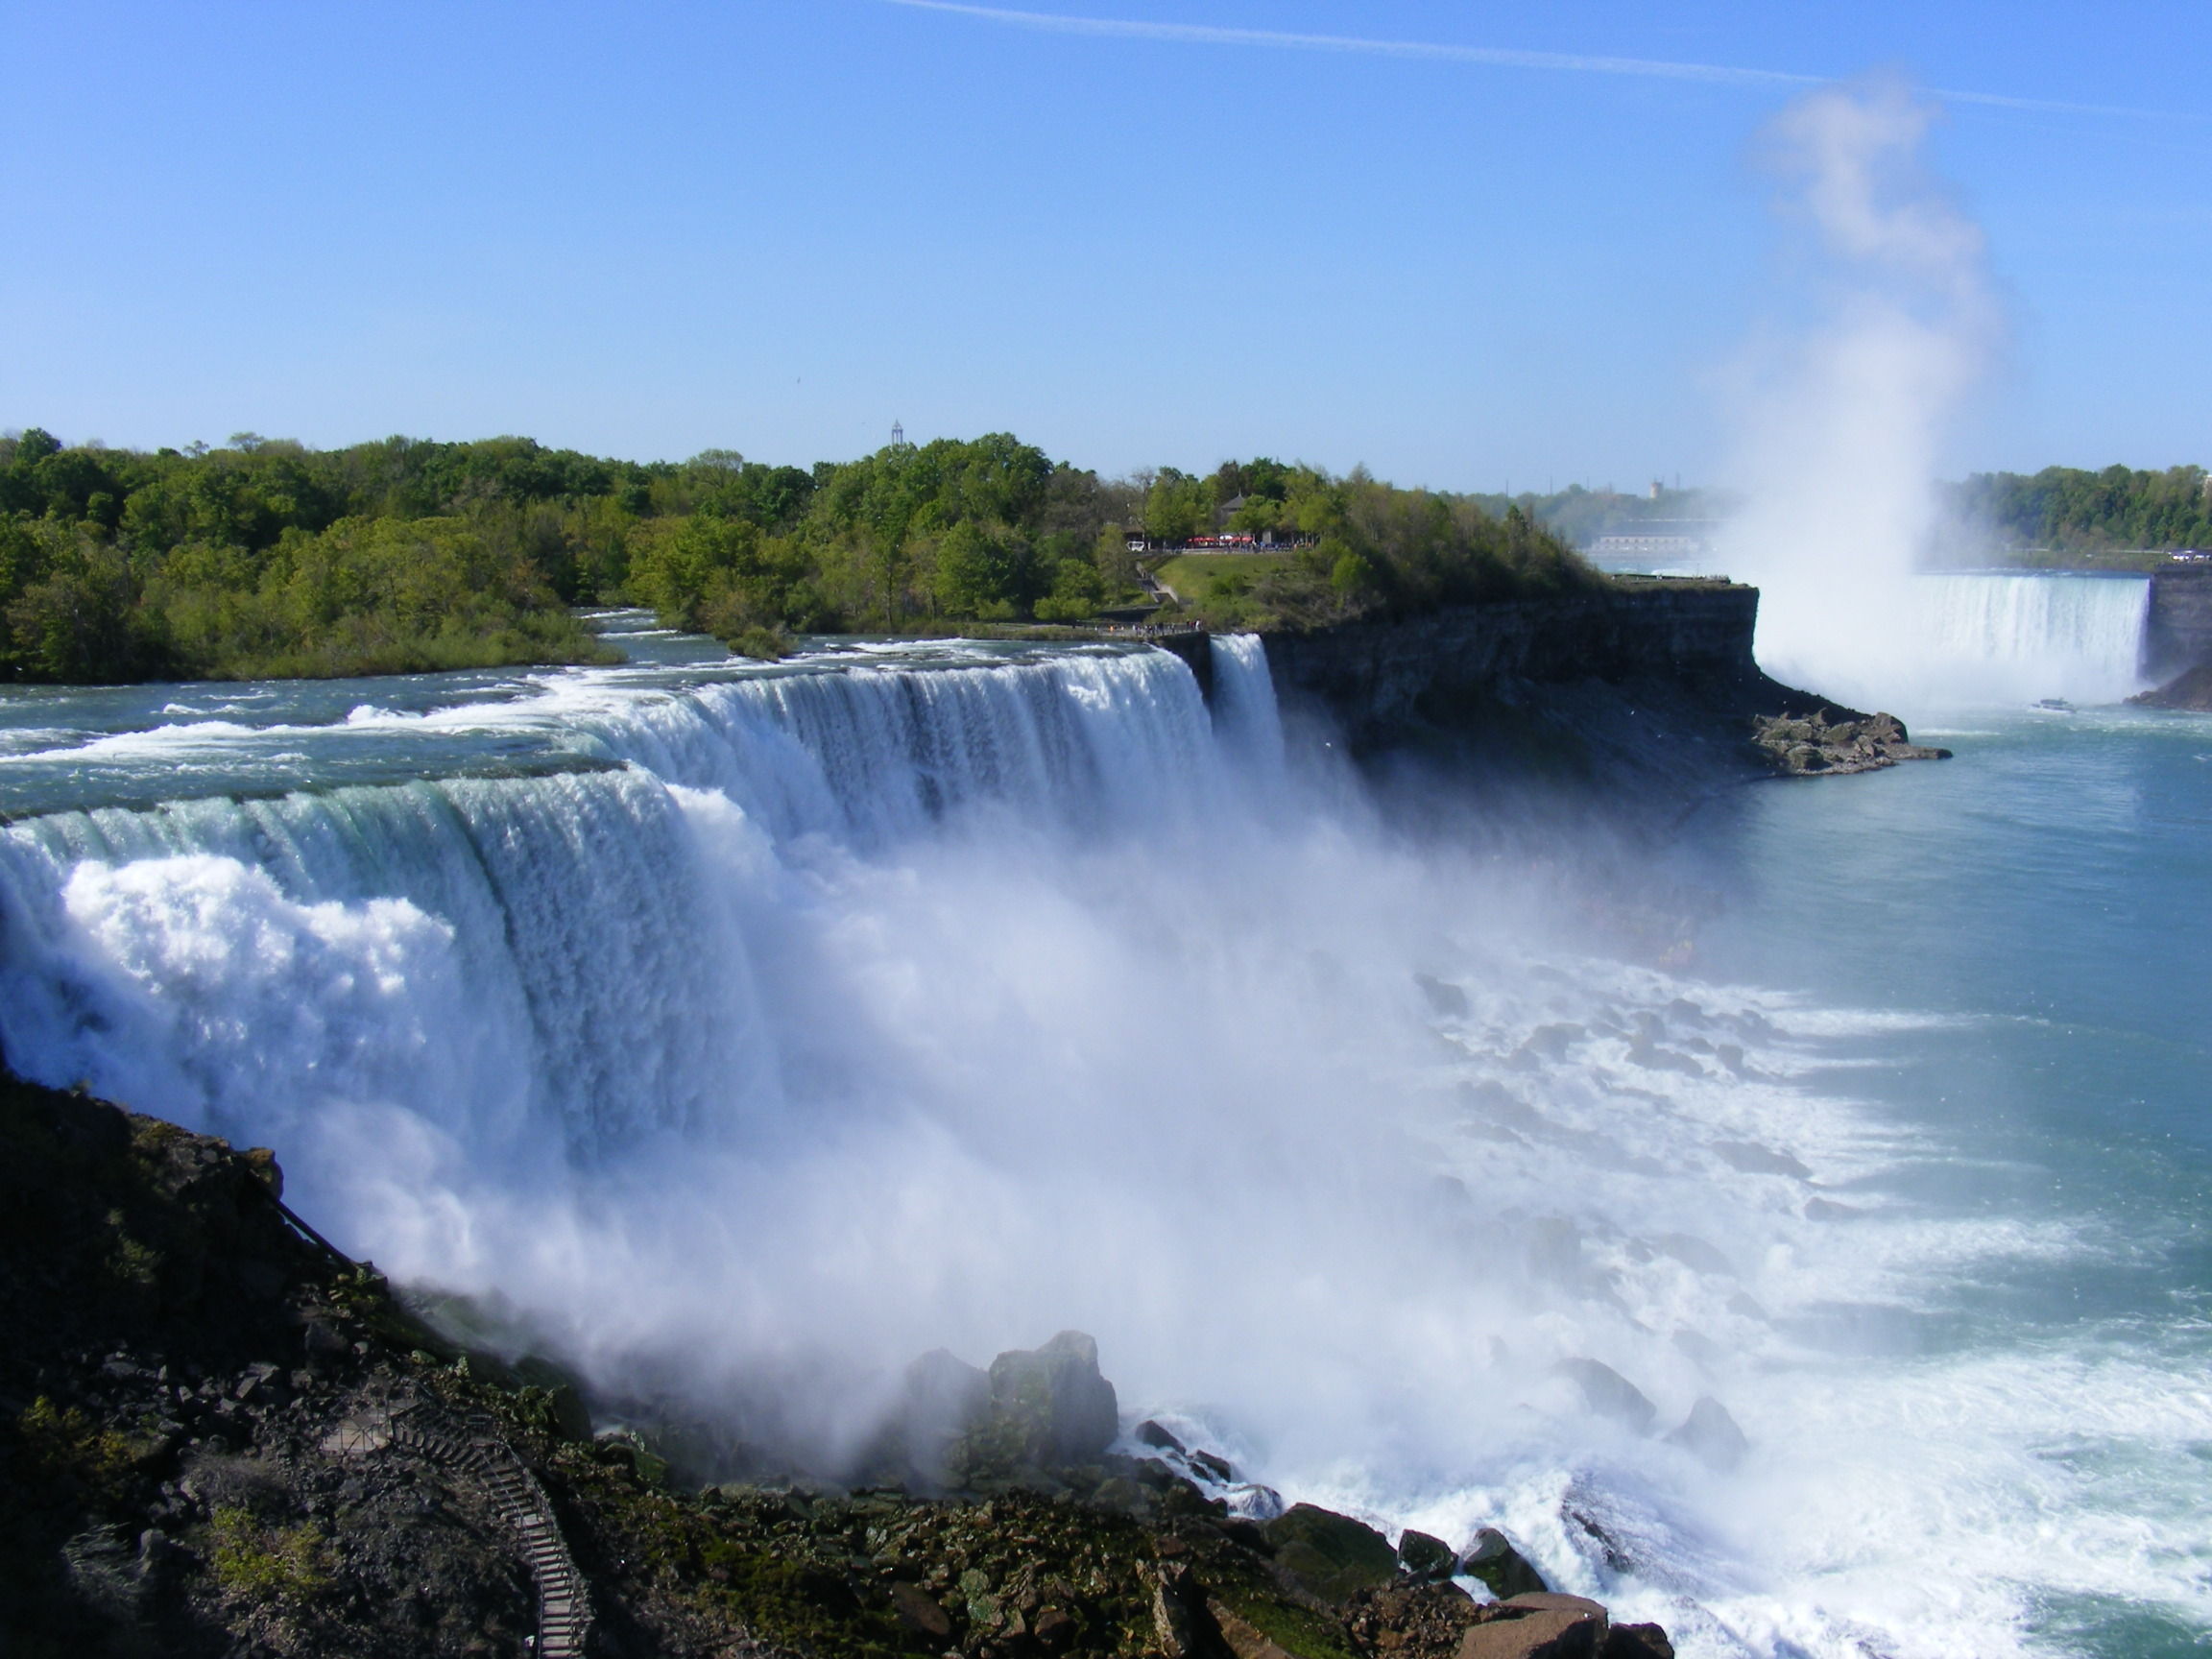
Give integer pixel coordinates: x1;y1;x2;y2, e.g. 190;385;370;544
1736;568;2153;710
1916;572;2151;705
0;630;2204;1655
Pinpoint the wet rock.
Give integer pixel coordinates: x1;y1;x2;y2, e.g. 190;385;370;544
1458;1527;1549;1599
1417;973;1472;1018
546;1383;592;1441
1136;1418;1186;1452
1398;1527;1457;1583
1670;1329;1725;1368
1149;1561;1200;1656
1653;1233;1735;1277
1092;1475;1149;1513
890;1580;954;1639
1552;1358;1657;1432
1604;1623;1675;1659
1262;1503;1399;1602
1190;1448;1234;1481
1457;1593;1608;1659
1665;1396;1749;1473
1209;1596;1301;1659
885;1345;991;1486
1804;1196;1866;1221
950;1331;1119;1479
1212;1515;1274;1555
1033;1604;1078;1651
1752;709;1950;776
1346;1581;1485;1658
1711;1141;1812;1179
2128;661;2212;710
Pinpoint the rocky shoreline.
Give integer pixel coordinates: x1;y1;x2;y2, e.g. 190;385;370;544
2128;661;2212;711
1748;709;1951;775
1;1073;1675;1659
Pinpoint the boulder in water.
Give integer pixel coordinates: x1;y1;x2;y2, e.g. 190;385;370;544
1552;1358;1657;1432
1417;972;1472;1017
1136;1418;1186;1452
1711;1141;1812;1179
1665;1396;1749;1473
1459;1527;1549;1599
1398;1527;1457;1583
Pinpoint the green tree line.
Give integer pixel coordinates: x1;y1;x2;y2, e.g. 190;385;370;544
0;426;1592;683
1948;464;2212;564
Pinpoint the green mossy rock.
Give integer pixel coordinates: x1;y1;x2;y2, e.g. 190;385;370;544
1262;1503;1398;1603
1459;1527;1549;1599
1397;1527;1456;1583
947;1331;1118;1483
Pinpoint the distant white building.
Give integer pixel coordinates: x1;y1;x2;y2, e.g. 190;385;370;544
1590;532;1708;559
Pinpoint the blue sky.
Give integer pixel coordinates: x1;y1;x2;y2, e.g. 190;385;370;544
2;1;2205;489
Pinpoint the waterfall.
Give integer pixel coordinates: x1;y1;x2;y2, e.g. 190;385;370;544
1919;572;2151;703
1754;569;2152;710
0;644;1229;1166
1206;634;1286;777
572;647;1219;848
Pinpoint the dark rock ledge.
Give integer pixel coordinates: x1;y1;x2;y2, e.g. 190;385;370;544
0;1069;1674;1659
1249;585;1948;803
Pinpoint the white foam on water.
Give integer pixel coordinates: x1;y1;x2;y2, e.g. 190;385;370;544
0;639;2203;1655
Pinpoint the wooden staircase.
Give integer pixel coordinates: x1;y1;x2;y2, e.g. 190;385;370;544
387;1405;593;1658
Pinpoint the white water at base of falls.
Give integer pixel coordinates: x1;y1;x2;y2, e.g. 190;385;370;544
0;628;2206;1658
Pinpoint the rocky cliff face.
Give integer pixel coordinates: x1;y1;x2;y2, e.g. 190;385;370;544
2146;565;2212;682
1257;579;1933;802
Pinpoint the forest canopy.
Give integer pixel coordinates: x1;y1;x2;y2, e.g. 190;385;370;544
0;427;1593;684
1947;464;2212;565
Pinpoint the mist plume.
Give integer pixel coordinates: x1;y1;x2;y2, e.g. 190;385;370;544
1720;76;2006;710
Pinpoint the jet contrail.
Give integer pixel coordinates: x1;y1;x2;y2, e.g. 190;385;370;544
880;0;2188;122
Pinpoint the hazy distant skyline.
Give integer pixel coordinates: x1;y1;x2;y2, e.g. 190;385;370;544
2;0;2205;490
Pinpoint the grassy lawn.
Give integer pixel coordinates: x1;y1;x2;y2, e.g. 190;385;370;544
1149;551;1297;602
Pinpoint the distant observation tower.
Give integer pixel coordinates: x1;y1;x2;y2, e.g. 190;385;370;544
891;421;904;446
